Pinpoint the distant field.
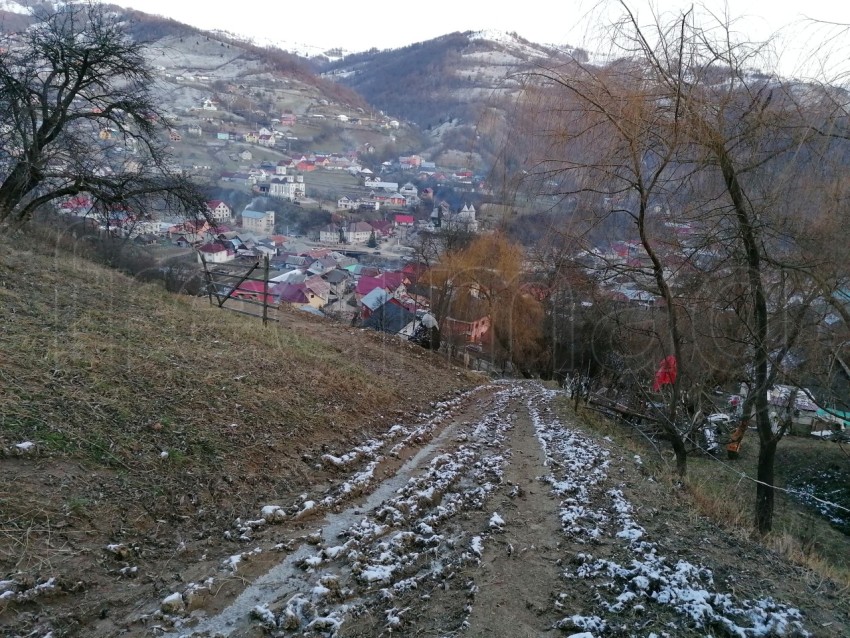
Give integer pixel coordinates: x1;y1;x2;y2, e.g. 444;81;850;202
304;170;360;193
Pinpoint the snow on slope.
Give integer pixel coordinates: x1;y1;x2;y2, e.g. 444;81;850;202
0;0;29;14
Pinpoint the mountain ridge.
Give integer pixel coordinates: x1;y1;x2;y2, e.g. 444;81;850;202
0;2;587;171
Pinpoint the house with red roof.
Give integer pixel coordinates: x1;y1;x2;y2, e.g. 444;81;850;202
445;314;491;344
304;248;332;260
355;272;407;300
394;214;415;227
60;195;92;214
271;277;328;309
369;220;393;237
402;262;426;285
231;280;275;305
271;282;310;307
374;193;407;208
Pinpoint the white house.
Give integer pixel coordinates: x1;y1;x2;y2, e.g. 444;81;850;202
320;223;343;244
444;203;478;233
197;242;234;263
364;177;399;192
346;221;373;244
268;174;306;201
276;159;296;174
399;182;418;198
337;196;356;210
206;200;232;223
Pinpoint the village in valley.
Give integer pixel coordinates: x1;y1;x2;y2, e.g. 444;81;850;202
42;33;512;364
57;109;493;364
54;87;850;428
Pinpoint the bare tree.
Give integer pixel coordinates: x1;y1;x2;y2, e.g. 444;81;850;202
0;2;207;230
516;1;850;532
515;22;698;475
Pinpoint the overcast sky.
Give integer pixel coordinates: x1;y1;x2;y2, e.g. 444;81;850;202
110;0;850;77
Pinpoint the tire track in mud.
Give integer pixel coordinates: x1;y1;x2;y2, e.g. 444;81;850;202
157;384;523;637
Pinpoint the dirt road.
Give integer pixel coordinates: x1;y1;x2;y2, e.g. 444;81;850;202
79;383;847;636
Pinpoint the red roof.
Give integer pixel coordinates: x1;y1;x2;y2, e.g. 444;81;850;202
207;199;226;209
356;272;405;296
394;214;415;224
304;248;332;259
236;280;266;293
61;195;92;210
199;243;227;253
370;220;393;235
271;282;309;304
232;280;274;304
356;276;384;297
183;219;208;232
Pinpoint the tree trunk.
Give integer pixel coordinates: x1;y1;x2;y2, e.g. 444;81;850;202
0;162;36;227
755;437;778;534
637;192;688;478
716;141;774;533
671;433;688;478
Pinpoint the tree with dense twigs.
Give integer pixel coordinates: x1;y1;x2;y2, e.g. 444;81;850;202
0;2;207;230
515;1;850;532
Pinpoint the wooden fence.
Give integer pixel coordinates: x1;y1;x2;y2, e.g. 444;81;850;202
198;254;277;325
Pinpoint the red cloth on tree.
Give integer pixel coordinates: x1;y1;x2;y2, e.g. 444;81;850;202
652;355;678;391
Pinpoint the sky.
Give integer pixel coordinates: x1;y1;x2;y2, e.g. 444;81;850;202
109;0;850;77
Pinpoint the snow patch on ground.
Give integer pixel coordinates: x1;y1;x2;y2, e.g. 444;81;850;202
159;383;812;637
527;387;811;637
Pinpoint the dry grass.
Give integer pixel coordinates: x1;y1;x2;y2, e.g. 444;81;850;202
0;230;482;584
683;440;850;587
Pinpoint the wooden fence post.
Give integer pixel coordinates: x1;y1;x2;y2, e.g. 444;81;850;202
262;255;270;326
198;251;215;306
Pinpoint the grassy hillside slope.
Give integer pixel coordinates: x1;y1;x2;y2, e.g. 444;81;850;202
0;231;480;631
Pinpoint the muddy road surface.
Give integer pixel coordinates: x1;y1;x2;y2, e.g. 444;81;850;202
25;382;845;637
